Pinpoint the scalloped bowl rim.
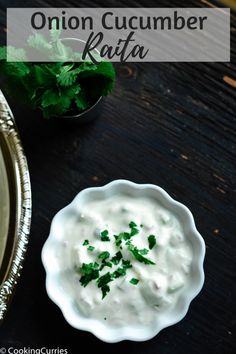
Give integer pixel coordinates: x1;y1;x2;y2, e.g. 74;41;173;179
42;179;205;343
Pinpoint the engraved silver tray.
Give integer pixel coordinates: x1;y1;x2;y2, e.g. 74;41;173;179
0;90;31;321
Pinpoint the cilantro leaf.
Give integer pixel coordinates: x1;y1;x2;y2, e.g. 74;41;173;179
128;244;156;265
122;259;132;269
97;272;113;298
100;230;110;242
129;221;137;228
148;235;157;250
80;262;99;274
114;232;130;247
4;62;30;77
130;278;139;285
6;46;28;62
111;251;122;265
41;85;80;118
27;33;52;54
139;248;149;255
130;228;139;237
79;61;116;98
1;47;30;77
0;46;6;60
51;40;74;61
97;272;113;288
76;61;97;75
79;61;115;82
129;221;139;236
98;251;110;260
41;89;61;108
83;240;89;246
101;285;110;299
114;221;139;247
57;64;79;87
79;262;100;287
88;245;95;252
112;267;127;278
50;20;62;42
33;65;53;86
99;259;112;271
111;259;132;279
74;91;89;111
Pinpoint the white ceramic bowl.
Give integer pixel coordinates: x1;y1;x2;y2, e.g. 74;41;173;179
42;180;205;343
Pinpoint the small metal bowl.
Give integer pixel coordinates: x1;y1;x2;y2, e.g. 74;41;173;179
55;96;103;124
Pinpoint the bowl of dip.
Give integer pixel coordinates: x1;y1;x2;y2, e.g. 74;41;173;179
42;180;205;342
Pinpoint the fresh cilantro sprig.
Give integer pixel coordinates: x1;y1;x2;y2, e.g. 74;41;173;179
0;25;116;118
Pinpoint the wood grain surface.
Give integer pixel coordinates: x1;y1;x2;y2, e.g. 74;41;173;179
0;1;235;353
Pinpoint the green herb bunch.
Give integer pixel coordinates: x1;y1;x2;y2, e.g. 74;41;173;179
0;25;116;118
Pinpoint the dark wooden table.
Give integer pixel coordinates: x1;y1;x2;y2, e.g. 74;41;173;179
0;1;236;353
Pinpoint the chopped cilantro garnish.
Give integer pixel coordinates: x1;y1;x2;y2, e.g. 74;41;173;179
114;232;130;247
130;227;139;236
80;262;99;273
100;259;113;271
78;222;157;299
97;272;113;287
129;221;137;228
114;222;140;247
79;262;100;287
111;259;132;279
148;235;157;250
101;285;110;299
111;251;122;265
139;248;149;255
128;243;156;265
122;259;132;269
88;245;95;252
97;272;113;298
112;267;126;278
100;258;112;269
101;229;110;241
129;221;139;236
98;251;110;260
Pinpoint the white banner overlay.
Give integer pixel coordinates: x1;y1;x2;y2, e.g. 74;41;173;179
7;8;230;62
